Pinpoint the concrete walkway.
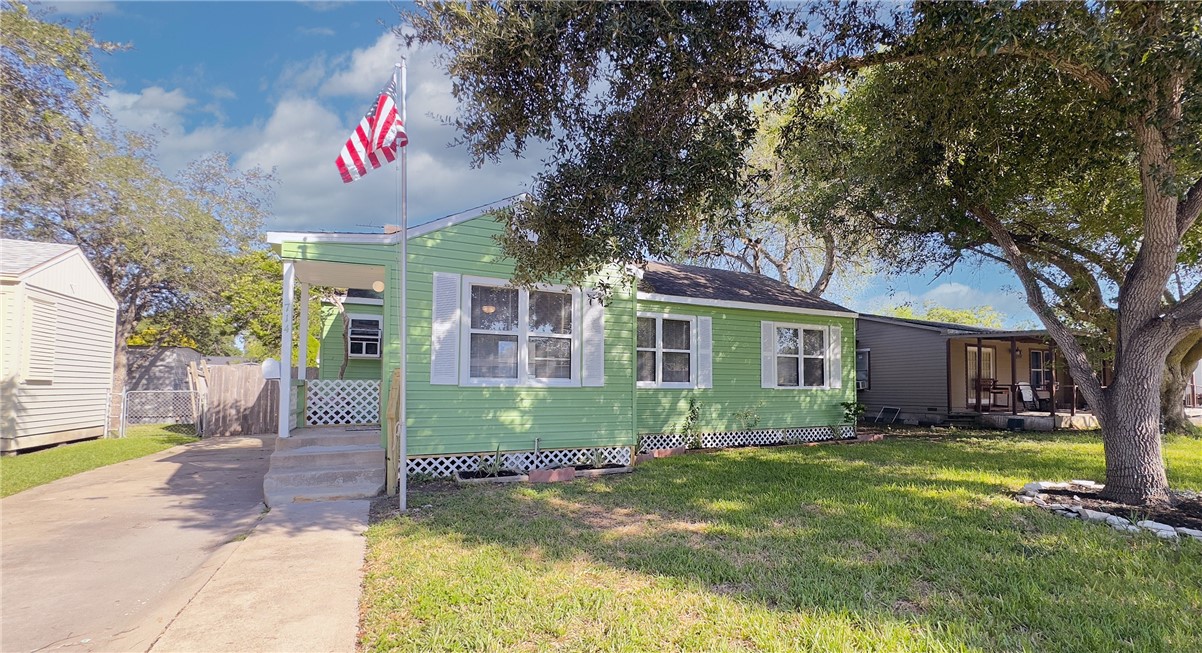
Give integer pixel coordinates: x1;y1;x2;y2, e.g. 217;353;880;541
150;500;370;653
3;436;373;652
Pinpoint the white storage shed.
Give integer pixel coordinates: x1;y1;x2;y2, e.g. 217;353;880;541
1;239;118;453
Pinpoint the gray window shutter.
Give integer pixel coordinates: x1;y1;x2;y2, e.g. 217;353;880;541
761;321;775;389
697;316;712;389
828;325;843;389
581;295;605;387
430;272;461;385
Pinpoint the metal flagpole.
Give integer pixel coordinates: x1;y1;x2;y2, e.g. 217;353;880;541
396;60;408;512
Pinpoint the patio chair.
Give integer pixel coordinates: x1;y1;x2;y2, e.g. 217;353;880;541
1034;386;1053;411
1016;383;1038;411
974;378;1010;412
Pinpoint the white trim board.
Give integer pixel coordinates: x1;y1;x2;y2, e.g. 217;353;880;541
267;195;527;246
637;292;857;319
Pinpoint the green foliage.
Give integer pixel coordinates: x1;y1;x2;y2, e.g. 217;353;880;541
881;301;1006;329
677;397;702;448
479;446;511;478
731;404;762;430
839;400;867;425
0;2;123;191
0;425;197;498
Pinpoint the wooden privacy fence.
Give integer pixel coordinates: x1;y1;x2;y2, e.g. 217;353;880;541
195;363;279;437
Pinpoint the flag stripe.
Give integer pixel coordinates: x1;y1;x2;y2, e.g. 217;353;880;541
334;73;408;183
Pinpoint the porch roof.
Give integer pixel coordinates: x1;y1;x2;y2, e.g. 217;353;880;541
290;259;386;289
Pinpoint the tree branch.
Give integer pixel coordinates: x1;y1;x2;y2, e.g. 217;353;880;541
970;204;1106;413
1178;174;1202;235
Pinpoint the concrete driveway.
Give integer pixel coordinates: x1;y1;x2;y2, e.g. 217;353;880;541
1;436;272;653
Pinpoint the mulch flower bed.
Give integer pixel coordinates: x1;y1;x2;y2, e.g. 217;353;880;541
1015;480;1202;541
1042;487;1202;531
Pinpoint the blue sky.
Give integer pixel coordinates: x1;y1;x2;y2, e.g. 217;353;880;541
47;0;1037;326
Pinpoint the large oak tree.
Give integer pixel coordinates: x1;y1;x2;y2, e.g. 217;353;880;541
407;1;1201;505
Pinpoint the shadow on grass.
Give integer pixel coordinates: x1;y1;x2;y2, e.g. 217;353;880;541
369;435;1202;652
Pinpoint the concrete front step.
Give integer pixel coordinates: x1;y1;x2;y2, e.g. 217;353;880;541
268;445;384;471
264;480;384;506
274;431;381;451
265;462;383;489
264;428;386;506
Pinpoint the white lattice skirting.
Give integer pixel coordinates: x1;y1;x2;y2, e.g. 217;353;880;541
639;425;855;453
408;446;633;478
405;426;855;477
305;379;381;426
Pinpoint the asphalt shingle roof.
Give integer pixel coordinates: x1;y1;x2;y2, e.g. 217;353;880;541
0;239;76;276
639;261;855;314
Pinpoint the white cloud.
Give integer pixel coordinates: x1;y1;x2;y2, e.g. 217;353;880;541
103;86;195;133
210;85;237;100
44;1;117;16
100;30;543;234
298;26;336;37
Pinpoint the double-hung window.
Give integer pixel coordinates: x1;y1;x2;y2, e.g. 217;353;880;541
347;315;382;358
463;279;578;386
773;324;826;388
1030;350;1051;388
636;314;694;388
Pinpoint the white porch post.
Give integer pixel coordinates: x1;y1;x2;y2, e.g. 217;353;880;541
297;282;310;380
278;261;295;438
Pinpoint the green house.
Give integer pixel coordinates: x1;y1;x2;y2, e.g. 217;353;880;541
266;198;857;484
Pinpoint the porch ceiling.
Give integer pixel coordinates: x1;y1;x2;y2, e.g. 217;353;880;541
291;260;386;290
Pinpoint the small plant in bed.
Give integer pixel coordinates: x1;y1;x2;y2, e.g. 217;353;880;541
573;448;623;471
457;446;522;480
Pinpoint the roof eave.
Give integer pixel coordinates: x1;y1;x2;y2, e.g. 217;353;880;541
637;292;858;319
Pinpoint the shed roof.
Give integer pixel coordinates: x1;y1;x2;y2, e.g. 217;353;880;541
639;261;855;315
0;239;77;277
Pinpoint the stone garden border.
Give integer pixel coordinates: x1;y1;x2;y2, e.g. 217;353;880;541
1015;480;1202;542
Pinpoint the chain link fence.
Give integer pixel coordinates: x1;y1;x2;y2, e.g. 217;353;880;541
120;390;205;438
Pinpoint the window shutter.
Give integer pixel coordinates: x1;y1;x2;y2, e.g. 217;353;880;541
697;316;712;389
760;321;775;389
828;325;843;389
429;272;461;385
581;295;605;387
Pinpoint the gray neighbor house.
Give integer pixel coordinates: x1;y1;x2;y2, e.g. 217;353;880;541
854;314;1105;431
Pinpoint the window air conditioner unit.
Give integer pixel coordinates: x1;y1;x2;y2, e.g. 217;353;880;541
856;380;869;391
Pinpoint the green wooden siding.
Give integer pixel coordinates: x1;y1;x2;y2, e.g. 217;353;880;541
404;217;636;456
317;303;384;380
635;299;856;435
279;212;856;457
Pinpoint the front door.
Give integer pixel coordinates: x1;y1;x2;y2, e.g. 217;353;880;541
966;345;995;408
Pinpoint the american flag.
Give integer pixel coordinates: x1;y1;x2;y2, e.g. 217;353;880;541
335;73;408;183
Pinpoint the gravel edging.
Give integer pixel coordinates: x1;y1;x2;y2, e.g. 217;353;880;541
1015;480;1202;542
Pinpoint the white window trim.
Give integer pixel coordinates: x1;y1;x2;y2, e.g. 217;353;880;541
636;312;697;389
458;275;582;388
346;313;383;359
770;322;831;390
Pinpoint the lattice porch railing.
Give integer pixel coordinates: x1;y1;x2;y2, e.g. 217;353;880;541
305;379;381;426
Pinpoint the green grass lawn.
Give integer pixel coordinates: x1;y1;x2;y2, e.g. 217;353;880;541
361;430;1202;653
0;425;198;498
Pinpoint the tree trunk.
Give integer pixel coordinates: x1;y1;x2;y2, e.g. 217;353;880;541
1097;341;1172;505
1161;332;1202;435
111;309;136;433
